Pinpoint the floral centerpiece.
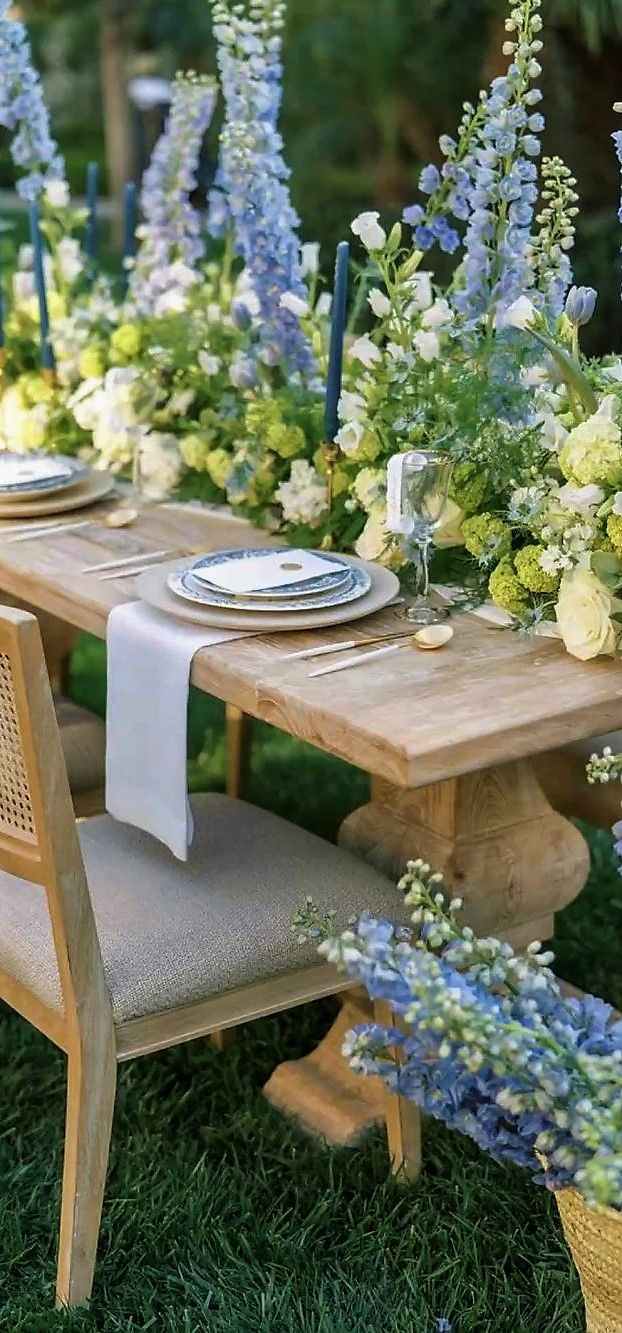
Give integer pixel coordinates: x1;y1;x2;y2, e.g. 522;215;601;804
4;0;622;658
296;862;622;1330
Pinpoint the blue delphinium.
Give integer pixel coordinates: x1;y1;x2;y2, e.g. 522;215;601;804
297;860;622;1213
0;0;65;200
128;73;216;317
401;0;550;323
209;0;315;379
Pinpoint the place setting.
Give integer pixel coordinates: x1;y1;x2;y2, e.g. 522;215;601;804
0;451;115;523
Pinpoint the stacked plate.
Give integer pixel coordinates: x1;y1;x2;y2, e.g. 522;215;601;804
167;547;372;614
0;452;114;518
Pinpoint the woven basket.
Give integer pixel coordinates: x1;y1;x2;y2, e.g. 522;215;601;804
555;1187;622;1332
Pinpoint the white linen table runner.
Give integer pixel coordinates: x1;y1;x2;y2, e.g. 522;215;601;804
106;601;250;859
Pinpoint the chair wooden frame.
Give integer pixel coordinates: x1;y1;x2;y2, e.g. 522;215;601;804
0;607;377;1308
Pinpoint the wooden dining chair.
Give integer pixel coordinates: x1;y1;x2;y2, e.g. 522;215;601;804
0;594;106;814
0;605;414;1308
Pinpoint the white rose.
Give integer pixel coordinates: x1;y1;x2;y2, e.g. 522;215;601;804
335;420;365;457
413;328;441;362
198;350;221;376
354;513;390;562
301;242;320;276
351;211;386;252
502;295;537;331
555;568;619;661
367;288;391;318
279;291;308;317
350;335;381;368
44;178;70;209
558;483;604;512
421;298;452;330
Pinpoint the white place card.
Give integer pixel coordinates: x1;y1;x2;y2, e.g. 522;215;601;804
0;455;72;486
192;549;342;594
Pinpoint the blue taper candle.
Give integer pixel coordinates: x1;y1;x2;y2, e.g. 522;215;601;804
28;202;55;373
122;181;137;283
86;160;98;260
324;240;350;443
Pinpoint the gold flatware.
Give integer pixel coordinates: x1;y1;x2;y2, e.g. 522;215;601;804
308;624;454;678
5;518;94;544
97;545;208;580
83;547;186;575
283;627;416;661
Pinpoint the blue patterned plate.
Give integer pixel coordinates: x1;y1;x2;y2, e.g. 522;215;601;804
0;453;89;499
186;547;352;601
168;558;371;613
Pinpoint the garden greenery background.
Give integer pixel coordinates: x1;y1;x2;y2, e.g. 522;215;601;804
5;0;622;355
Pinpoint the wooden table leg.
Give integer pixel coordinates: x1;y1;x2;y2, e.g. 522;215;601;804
263;759;590;1155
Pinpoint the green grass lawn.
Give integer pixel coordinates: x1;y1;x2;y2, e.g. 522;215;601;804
0;636;620;1331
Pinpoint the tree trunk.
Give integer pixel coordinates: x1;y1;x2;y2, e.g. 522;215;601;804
99;0;132;247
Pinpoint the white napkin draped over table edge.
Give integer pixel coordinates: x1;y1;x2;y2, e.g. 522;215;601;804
105;601;251;860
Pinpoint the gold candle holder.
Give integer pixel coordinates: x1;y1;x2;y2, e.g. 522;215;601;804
321;439;340;513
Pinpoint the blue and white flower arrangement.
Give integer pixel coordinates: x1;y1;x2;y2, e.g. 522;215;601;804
296;859;622;1214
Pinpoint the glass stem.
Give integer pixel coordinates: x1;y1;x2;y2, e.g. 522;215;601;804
131;435;141;506
418;536;431;600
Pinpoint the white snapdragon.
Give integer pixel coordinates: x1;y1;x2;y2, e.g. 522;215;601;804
44;178;70;209
367;287;391;319
351;335;382;368
338;390;366;422
413;328;441;362
421;298;452;330
56;237;83;285
315;292;332;317
300;242;320;276
335;420;365;457
350;211;386;252
279;291;309;318
502;295;537;330
198;350;221;376
613;492;622;516
405;271;433;312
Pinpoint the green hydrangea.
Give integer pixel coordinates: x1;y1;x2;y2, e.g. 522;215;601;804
607;513;622;557
78;346;105;378
206;447;233;491
488;558;529;615
110;322;143;362
559;414;622;487
266;420;306;459
462;512;511;563
514;544;559;593
180;433;211;472
449;461;489;514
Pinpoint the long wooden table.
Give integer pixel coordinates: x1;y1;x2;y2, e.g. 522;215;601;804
2;500;621;1145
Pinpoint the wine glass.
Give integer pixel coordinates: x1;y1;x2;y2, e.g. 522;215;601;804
398;449;454;624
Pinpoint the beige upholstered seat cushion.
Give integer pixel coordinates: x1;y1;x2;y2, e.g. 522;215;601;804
0;794;402;1024
54;695;106;796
